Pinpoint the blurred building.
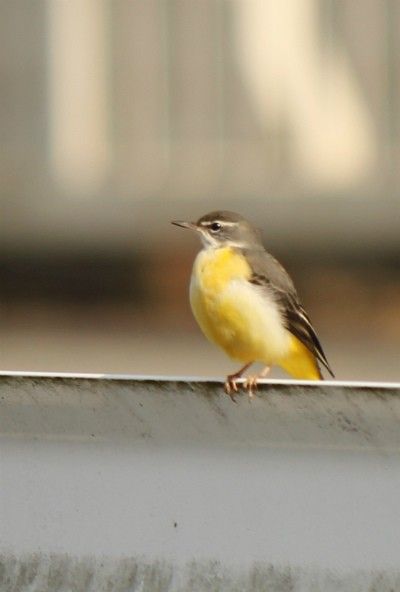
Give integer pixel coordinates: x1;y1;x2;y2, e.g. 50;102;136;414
0;1;399;380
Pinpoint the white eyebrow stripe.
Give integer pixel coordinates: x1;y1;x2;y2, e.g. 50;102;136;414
200;220;237;227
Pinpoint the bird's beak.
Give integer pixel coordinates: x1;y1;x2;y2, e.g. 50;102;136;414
171;220;197;231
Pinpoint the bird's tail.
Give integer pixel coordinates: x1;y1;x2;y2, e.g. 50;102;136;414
279;335;323;380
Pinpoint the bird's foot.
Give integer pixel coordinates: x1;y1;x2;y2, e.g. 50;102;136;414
243;366;271;401
224;376;240;402
243;376;258;400
224;363;253;402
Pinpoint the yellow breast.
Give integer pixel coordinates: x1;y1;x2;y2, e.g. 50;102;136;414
189;247;290;364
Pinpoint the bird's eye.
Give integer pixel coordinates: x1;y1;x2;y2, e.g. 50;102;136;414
210;222;222;232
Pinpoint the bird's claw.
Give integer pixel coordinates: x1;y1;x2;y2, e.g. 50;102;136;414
243;376;258;400
224;375;258;402
224;377;239;402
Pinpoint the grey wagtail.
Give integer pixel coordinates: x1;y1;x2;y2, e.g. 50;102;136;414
172;210;334;398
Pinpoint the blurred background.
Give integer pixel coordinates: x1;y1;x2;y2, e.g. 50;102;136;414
0;0;399;381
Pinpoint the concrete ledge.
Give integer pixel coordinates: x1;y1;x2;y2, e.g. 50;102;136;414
1;373;400;591
1;372;400;452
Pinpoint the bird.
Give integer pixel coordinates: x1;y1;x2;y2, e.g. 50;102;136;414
172;210;334;399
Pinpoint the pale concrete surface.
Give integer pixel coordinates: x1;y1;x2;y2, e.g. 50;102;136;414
1;373;400;591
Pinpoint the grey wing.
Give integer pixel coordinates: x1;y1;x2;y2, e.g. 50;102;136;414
243;248;334;378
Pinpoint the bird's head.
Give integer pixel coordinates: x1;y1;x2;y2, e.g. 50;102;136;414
171;210;263;250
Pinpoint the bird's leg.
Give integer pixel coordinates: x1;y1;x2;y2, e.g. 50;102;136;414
224;362;253;401
244;366;271;400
